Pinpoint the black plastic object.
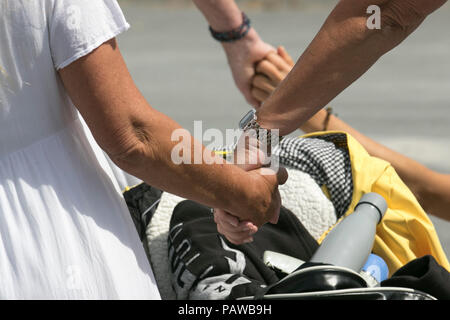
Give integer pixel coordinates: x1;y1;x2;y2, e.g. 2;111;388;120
241;287;436;300
242;264;436;300
265;264;368;296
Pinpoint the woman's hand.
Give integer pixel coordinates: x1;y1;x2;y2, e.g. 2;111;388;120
214;165;287;245
213;129;288;245
222;28;275;108
214;208;258;245
211;49;295;244
251;46;294;104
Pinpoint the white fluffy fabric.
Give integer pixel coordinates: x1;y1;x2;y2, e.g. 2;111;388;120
146;192;184;300
146;168;336;300
278;169;337;240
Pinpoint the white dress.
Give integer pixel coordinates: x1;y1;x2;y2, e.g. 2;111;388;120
0;0;161;299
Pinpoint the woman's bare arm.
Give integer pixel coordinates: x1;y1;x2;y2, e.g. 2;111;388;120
58;38;286;227
192;0;275;107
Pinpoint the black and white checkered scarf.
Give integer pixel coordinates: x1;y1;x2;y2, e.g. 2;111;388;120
215;133;353;218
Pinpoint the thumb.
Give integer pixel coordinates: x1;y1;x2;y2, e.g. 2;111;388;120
276;167;288;185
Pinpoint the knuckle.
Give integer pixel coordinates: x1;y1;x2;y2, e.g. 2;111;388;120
251;87;261;95
256;60;269;72
253;74;264;84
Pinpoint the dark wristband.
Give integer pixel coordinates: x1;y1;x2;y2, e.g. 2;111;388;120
209;12;251;43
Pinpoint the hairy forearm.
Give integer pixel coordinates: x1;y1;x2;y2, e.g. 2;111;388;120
257;0;447;136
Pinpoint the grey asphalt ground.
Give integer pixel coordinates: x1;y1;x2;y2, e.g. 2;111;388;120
117;2;450;259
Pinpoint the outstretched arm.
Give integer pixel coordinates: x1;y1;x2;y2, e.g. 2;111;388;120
255;0;447;135
192;0;275;107
58;38;287;227
252;47;450;221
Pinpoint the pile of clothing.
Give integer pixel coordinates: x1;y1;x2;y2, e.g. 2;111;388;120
124;132;450;300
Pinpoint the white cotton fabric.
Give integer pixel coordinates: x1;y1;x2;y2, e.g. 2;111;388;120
0;0;160;299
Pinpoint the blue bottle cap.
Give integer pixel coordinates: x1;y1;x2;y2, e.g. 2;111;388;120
362;254;389;282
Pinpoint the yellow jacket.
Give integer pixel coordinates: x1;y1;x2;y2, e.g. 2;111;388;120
308;131;450;275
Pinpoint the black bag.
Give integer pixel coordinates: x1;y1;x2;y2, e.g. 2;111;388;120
123;183;163;241
381;255;450;300
167;200;450;300
245;262;437;300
